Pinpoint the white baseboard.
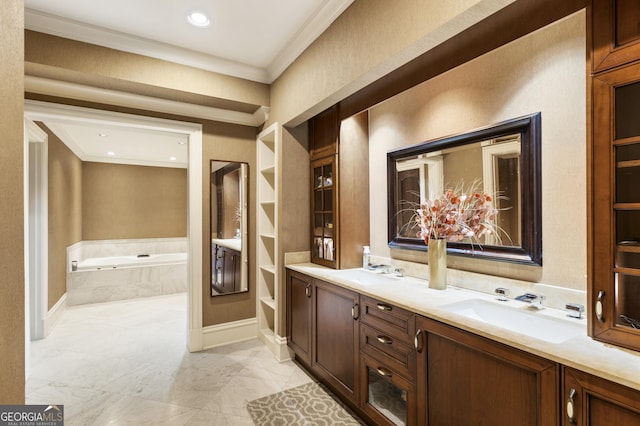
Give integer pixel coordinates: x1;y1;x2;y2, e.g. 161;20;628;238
44;293;67;336
201;317;258;350
273;334;294;362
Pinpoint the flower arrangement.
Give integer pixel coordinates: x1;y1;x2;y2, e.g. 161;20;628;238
415;182;499;245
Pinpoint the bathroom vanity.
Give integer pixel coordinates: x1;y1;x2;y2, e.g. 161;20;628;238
287;265;640;426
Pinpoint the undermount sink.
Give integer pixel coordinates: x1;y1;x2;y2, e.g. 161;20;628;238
338;269;401;285
440;298;584;344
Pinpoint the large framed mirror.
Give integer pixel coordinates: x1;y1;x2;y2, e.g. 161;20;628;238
210;160;249;295
387;113;542;265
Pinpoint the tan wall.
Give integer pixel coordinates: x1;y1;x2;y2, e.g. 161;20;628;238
44;124;82;309
368;12;587;290
202;123;257;326
25;31;269;112
82;163;187;240
269;0;513;126
0;0;24;404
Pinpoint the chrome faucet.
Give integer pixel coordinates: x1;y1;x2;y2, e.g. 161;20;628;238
516;292;546;309
390;267;404;277
495;287;510;301
565;303;584;319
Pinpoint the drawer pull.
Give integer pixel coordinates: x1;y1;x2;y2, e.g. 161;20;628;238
377;335;393;345
376;367;392;377
566;388;577;424
377;303;392;311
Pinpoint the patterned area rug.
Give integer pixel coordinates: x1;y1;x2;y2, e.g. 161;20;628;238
246;382;363;425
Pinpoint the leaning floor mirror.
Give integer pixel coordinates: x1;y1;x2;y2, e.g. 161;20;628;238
210;160;249;295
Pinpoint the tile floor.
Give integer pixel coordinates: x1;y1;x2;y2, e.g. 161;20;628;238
26;293;313;425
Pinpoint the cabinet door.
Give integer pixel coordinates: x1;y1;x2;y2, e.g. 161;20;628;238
311;156;338;268
416;316;559;426
563;367;640;425
313;278;359;403
591;62;640;351
360;353;416;426
593;0;640;72
286;270;313;366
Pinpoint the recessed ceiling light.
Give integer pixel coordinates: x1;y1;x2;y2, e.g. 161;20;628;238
170;157;177;161
178;141;186;145
187;11;210;28
98;133;108;137
107;151;115;156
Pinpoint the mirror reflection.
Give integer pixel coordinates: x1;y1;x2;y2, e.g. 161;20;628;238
388;114;541;265
210;161;249;295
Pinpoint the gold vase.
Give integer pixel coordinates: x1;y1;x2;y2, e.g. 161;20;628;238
428;238;447;290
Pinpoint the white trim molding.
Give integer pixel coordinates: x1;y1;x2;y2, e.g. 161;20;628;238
202;318;258;350
44;293;67;337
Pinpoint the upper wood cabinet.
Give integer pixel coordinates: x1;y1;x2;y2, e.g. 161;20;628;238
309;109;370;269
591;62;640;351
593;0;640;73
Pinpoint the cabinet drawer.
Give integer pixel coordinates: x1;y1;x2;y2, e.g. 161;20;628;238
360;296;415;343
360;323;416;379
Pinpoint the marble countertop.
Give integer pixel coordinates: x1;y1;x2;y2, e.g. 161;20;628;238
287;263;640;392
212;238;242;252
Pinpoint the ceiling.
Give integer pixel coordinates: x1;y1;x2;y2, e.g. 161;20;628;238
24;0;353;168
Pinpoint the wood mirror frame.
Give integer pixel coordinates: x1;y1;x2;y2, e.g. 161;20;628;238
387;113;542;265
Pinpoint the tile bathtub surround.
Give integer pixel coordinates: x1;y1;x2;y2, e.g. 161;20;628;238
27;293;313;425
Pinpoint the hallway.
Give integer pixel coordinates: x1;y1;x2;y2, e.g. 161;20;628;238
26;293;312;425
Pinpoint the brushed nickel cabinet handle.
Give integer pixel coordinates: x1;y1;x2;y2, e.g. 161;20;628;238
377;335;393;344
305;284;311;298
596;290;605;323
377;303;392;311
566;388;577;424
414;329;423;353
376;367;392;377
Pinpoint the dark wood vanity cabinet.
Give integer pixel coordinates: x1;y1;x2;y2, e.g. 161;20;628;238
562;367;640;425
415;316;560;426
359;296;418;425
590;1;640;352
286;270;360;405
287;270;312;365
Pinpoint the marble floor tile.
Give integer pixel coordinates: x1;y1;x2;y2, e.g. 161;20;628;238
26;292;312;425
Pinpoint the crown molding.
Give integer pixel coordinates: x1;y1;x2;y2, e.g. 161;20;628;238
266;0;355;82
25;4;354;84
25;8;270;83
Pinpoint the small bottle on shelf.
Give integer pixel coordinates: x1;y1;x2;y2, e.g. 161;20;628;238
363;246;370;269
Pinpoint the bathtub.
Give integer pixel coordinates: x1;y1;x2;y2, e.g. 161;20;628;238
66;238;188;306
76;252;187;271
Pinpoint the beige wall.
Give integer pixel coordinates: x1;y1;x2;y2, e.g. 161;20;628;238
82;162;187;240
202;122;257;326
269;0;514;126
368;12;587;290
0;0;24;404
44;124;82;309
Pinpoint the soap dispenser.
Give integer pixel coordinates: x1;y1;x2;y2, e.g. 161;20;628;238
363;246;370;269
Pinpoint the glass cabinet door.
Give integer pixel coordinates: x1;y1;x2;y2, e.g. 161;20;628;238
614;83;640;330
311;156;337;267
360;354;416;426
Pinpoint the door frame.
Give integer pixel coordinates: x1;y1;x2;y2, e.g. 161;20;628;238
24;100;204;351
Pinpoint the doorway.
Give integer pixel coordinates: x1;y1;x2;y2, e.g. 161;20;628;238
23;100;204;359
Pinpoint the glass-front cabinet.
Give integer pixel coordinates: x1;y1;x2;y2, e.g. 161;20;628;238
592;61;640;350
311;156;338;267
